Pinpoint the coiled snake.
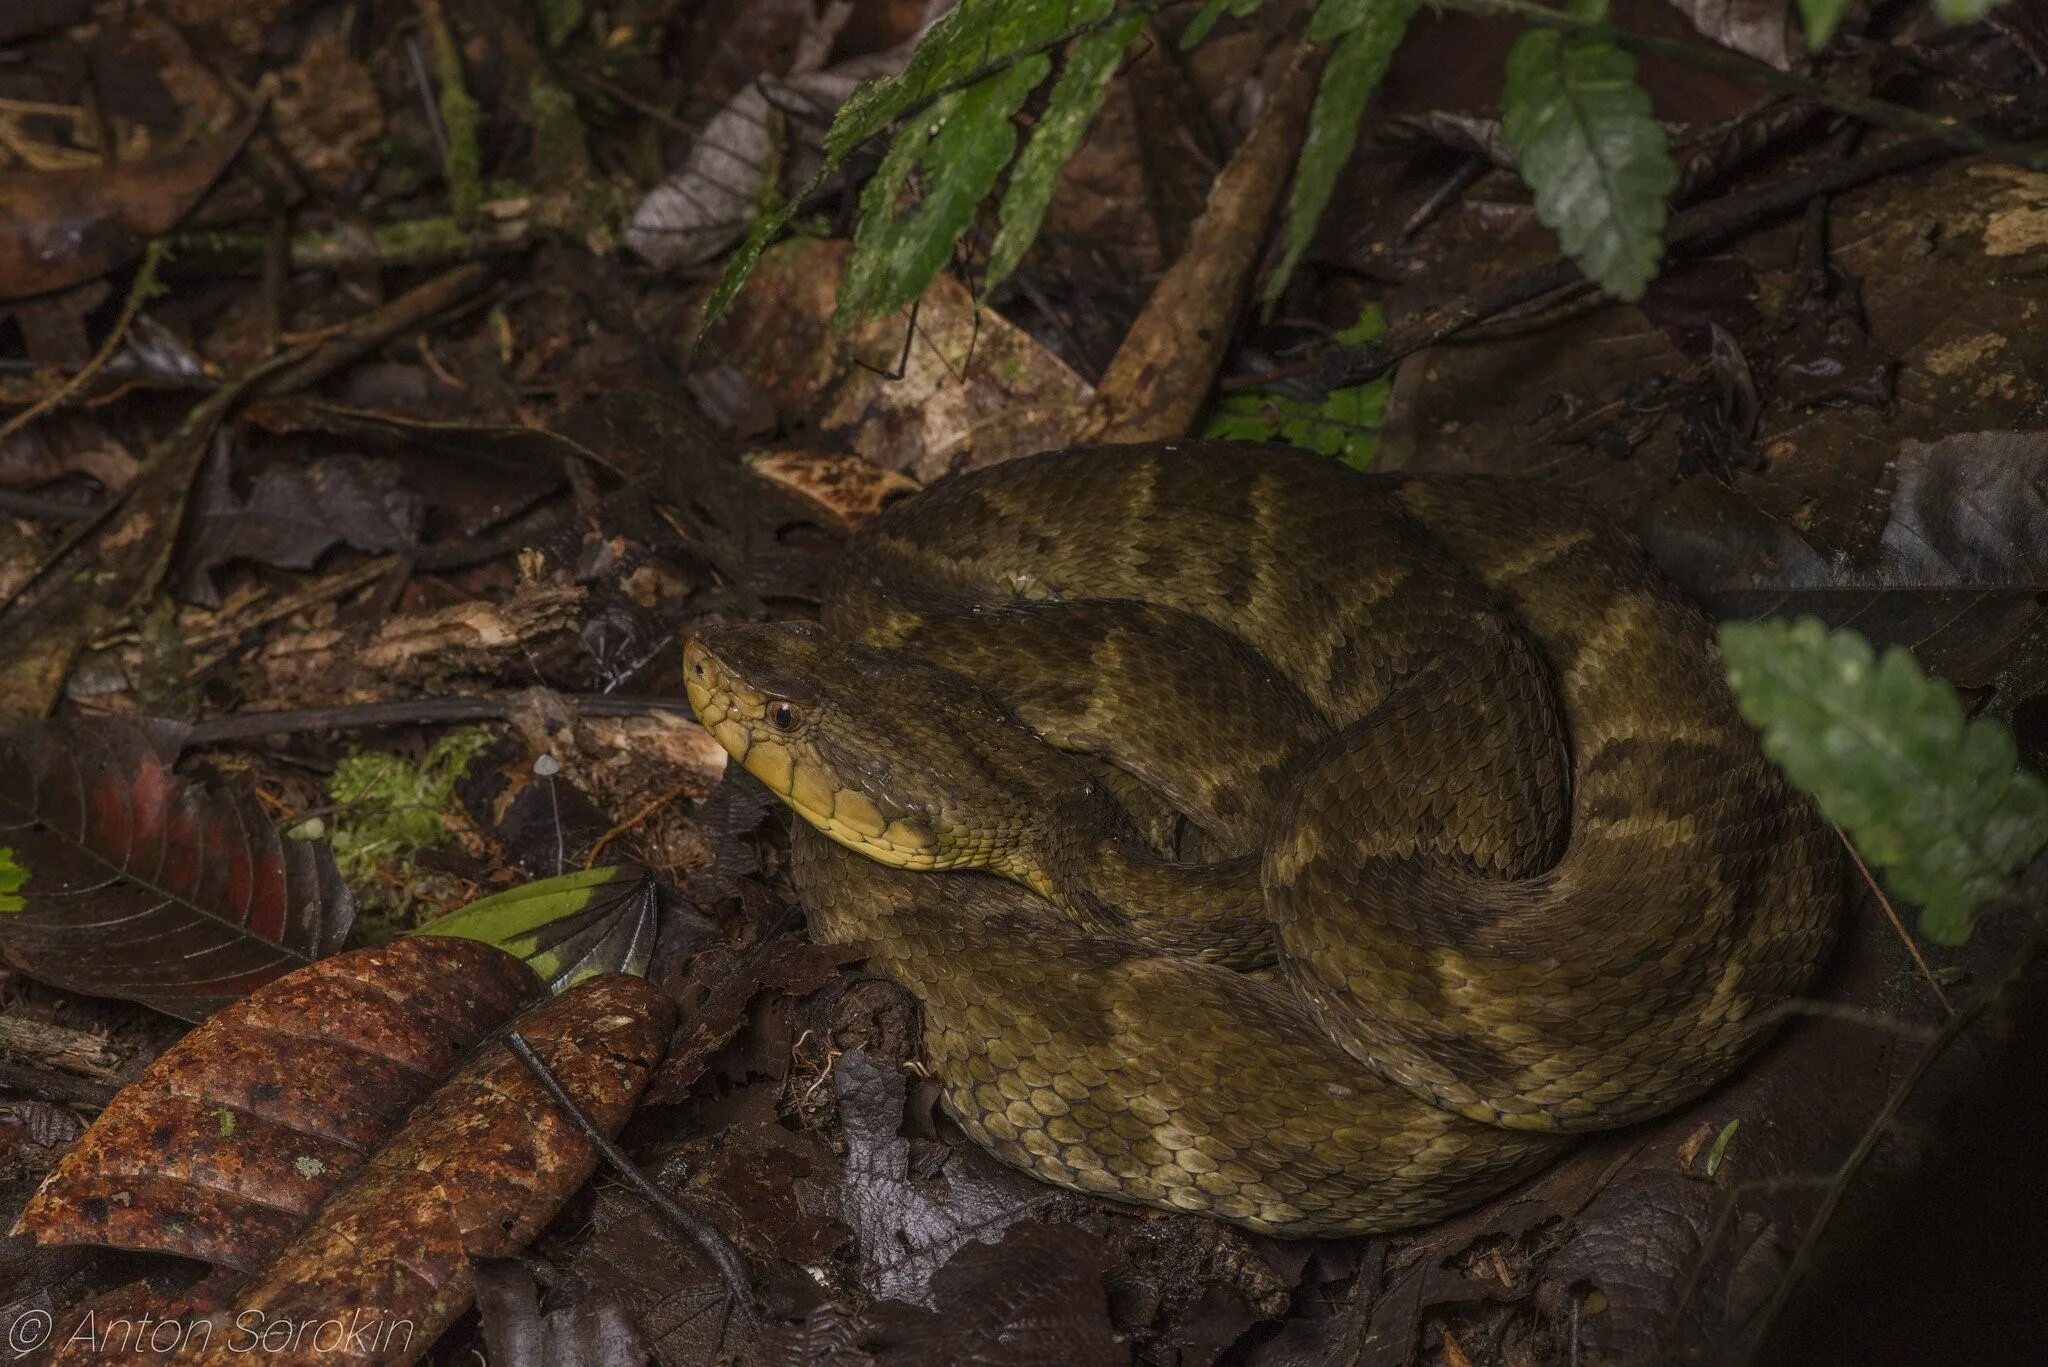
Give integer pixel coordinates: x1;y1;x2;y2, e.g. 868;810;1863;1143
685;443;1838;1236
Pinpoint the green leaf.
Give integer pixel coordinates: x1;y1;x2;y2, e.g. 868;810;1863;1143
1720;618;2048;944
1501;28;1675;302
986;14;1146;295
1934;0;2011;22
1264;0;1414;306
1201;306;1389;469
702;0;1114;336
412;865;661;991
703;204;796;334
829;0;1111;163
1307;0;1379;42
1705;1119;1739;1177
1183;0;1265;49
1795;0;1848;45
0;847;23;913
838;55;1052;326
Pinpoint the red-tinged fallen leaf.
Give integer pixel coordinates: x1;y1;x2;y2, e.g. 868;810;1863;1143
0;718;358;1021
164;973;674;1367
14;936;538;1271
0;112;258;302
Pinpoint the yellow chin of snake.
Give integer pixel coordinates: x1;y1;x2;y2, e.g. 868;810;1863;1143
685;656;942;871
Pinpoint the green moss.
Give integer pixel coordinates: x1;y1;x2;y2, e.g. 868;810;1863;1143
327;728;494;937
526;73;591;192
438;83;485;217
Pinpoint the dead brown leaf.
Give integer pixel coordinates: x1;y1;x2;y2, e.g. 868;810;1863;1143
0;112;257;301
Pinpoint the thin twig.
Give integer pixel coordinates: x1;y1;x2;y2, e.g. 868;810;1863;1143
1434;0;2048;171
0;1059;120;1108
0;489;101;523
182;693;697;746
503;1031;756;1315
1310;135;1952;391
0;241;165;446
585;781;695;869
1839;826;1955;1017
1750;997;1942;1042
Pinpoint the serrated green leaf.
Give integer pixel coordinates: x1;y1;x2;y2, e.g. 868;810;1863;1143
1720;618;2048;944
829;0;1110;163
986;14;1145;295
1501;29;1675;302
1795;0;1849;45
413;865;661;990
1264;0;1414;306
838;55;1052;326
1202;306;1388;468
1184;0;1265;49
702;203;795;332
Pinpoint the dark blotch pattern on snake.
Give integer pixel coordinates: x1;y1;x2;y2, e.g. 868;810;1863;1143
685;442;1838;1236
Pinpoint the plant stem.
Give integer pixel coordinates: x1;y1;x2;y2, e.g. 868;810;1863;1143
184;693;697;746
1433;0;2048;171
1747;912;2048;1350
416;0;485;216
0;240;164;446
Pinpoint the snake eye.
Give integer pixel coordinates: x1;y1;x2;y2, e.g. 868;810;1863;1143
769;701;802;732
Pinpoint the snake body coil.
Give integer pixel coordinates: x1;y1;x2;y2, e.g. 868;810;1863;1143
686;443;1838;1236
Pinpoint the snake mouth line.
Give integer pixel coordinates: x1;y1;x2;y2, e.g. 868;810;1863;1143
684;634;945;870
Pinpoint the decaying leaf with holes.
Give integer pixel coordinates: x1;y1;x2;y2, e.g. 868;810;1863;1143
18;938;674;1366
14;936;536;1269
169;973;673;1366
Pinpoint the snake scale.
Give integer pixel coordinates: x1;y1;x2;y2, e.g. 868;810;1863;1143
685;442;1839;1236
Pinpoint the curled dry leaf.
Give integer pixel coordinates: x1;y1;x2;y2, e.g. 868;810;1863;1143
0;112;258;301
626;15;932;271
0;718;356;1021
742;449;920;531
15;936;538;1271
645;935;864;1102
703;239;1092;484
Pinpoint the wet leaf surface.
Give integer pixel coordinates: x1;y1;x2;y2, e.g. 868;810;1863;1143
0;113;257;301
0;718;356;1020
155;972;673;1364
833;1048;1061;1307
15;936;537;1269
